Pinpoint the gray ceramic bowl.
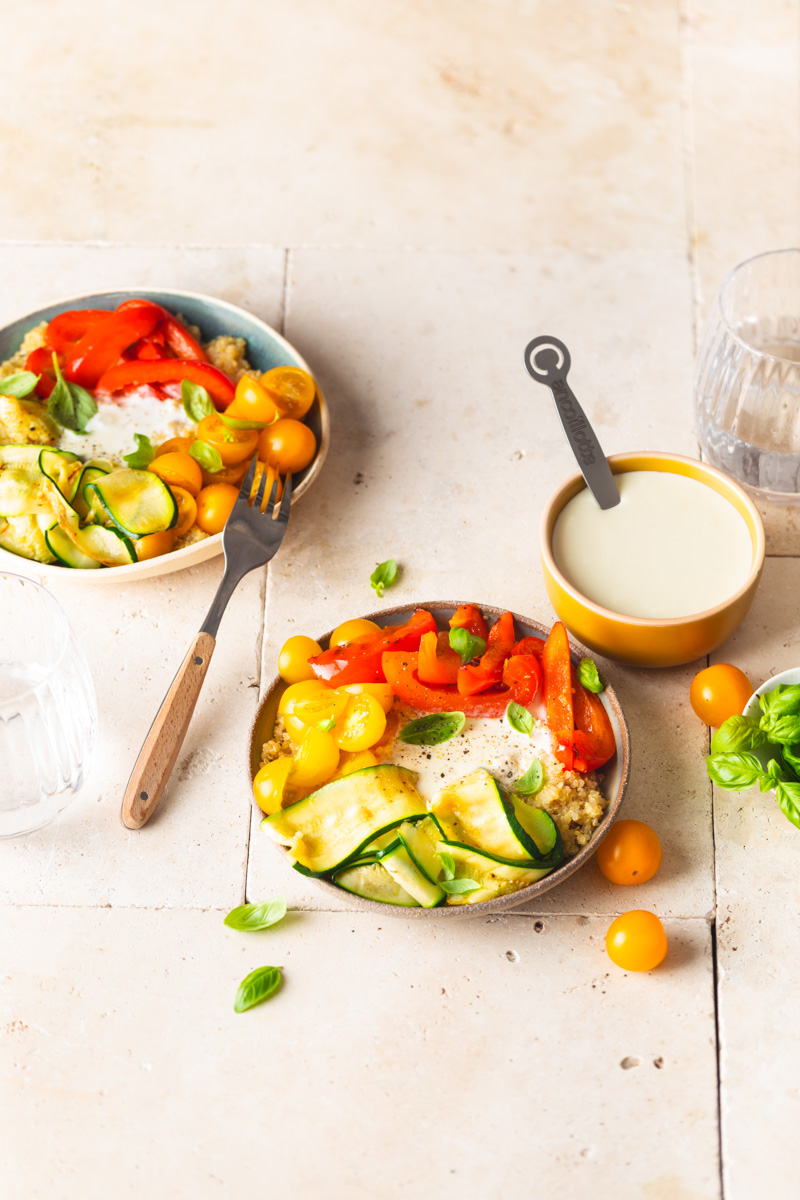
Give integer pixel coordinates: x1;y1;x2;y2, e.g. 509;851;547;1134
0;287;329;583
248;602;631;918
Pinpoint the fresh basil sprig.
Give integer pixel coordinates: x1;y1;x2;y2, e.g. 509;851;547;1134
440;877;481;895
449;626;486;665
506;701;534;737
370;558;398;598
122;433;156;470
234;965;283;1012
398;712;466;746
578;657;605;694
190;439;224;473
220;412;267;430
47;353;97;433
514;759;544;796
710;714;767;755
224;898;287;932
0;370;39;399
181;379;214;423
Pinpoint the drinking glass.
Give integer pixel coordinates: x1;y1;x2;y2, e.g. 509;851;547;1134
0;573;96;837
695;249;800;500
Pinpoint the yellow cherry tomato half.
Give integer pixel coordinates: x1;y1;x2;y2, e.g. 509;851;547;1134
333;693;387;752
135;527;177;561
596;820;662;885
258;418;316;474
290;726;340;788
291;689;350;735
201;458;249;488
196;413;260;466
689;663;753;727
330;749;379;781
261;365;316;420
228;375;282;425
155;436;194;457
337;681;394;715
278;635;323;684
195;483;239;535
278;679;330;716
329;618;382;648
148;450;203;497
606;910;668;972
253;757;293;815
169;485;198;538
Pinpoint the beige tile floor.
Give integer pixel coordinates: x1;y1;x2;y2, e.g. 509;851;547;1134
1;2;799;1196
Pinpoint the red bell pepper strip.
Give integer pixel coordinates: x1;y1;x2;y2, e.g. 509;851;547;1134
95;359;236;407
65;306;162;388
541;621;575;770
502;653;542;706
133;336;170;361
571;674;616;772
512;636;546;657
457;610;516;696
308;610;437;687
25;348;58;398
417;631;461;685
449;604;488;641
46;309;113;354
118;299;209;361
382;651;511;717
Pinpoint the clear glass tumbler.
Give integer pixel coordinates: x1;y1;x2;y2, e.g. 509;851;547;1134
695;249;800;500
0;573;97;837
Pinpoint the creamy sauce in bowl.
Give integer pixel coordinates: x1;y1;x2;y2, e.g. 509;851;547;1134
551;469;754;619
58;388;194;463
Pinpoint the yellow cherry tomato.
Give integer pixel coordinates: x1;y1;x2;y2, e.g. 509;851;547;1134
596;820;662;885
227;375;282;425
261;365;316;420
253;757;293;814
690;664;753;727
258;418;316;474
196;413;260;466
330;749;379;781
329;618;382;648
333;693;387;752
170;485;198;538
155;436;194;457
606;910;668;972
337;682;394;714
290;726;339;788
201;458;249;488
148;450;203;497
278;679;330;716
278;635;323;684
195;483;239;535
135;528;177;561
291;689;350;731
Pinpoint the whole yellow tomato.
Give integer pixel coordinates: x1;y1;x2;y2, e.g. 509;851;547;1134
606;910;668;971
195;483;239;534
690;664;753;727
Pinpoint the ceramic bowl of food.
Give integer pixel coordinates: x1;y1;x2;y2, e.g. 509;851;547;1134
0;288;329;583
247;601;631;918
540;451;766;668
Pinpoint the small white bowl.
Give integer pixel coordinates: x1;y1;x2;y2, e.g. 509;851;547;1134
743;667;800;719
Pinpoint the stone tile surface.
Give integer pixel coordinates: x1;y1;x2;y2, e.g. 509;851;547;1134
0;906;720;1200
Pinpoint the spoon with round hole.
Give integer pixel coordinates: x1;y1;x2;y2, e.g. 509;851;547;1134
523;335;620;510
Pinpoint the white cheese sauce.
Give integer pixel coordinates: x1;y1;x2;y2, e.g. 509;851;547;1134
57;388;194;463
551;469;754;619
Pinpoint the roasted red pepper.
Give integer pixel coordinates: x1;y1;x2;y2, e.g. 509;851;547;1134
25;348;58;398
308;610;437;686
512;636;546;657
449;604;488;641
382;651;510;717
417;630;461;685
95;359;236;407
118;298;209;361
65;305;162;388
457;610;516;696
502;652;542;706
541;620;574;769
46;309;113;355
571;675;616;772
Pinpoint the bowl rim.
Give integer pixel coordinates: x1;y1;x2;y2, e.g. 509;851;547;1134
540;451;766;629
743;666;800;718
247;600;631;918
0;286;330;583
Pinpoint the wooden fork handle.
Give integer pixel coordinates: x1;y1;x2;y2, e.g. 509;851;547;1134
121;632;216;829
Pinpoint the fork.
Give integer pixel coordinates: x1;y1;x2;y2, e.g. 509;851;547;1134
121;458;292;830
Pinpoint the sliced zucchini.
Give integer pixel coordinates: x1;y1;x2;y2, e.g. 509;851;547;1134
86;457;115;473
380;843;445;907
436;841;553;906
72;465;109;522
87;468;177;537
261;764;426;874
72;525;136;567
511;797;561;860
333;863;420;907
39;448;82;502
0;463;52;517
0;445;54;468
0;514;57;564
398;816;447;884
45;523;102;569
431;768;552;864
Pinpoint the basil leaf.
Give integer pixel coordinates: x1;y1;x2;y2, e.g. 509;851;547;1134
759;684;800;720
224;898;287;932
181;378;214;423
449;626;486;665
776;780;800;830
220;412;267;430
506;701;534;737
761;710;800;747
47;353;97;433
780;743;800;780
710;714;768;755
438;851;456;881
0;370;39;399
234;965;282;1012
760;757;787;792
317;717;336;732
706;751;766;790
577;657;605;693
122;433;156;470
440;877;481;894
370;558;398;598
398;712;466;746
189;439;224;473
514;759;544;796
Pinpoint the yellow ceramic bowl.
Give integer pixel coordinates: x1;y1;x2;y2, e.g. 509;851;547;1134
540;452;766;668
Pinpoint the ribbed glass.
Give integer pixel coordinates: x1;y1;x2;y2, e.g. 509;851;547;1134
695;249;800;500
0;573;96;837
